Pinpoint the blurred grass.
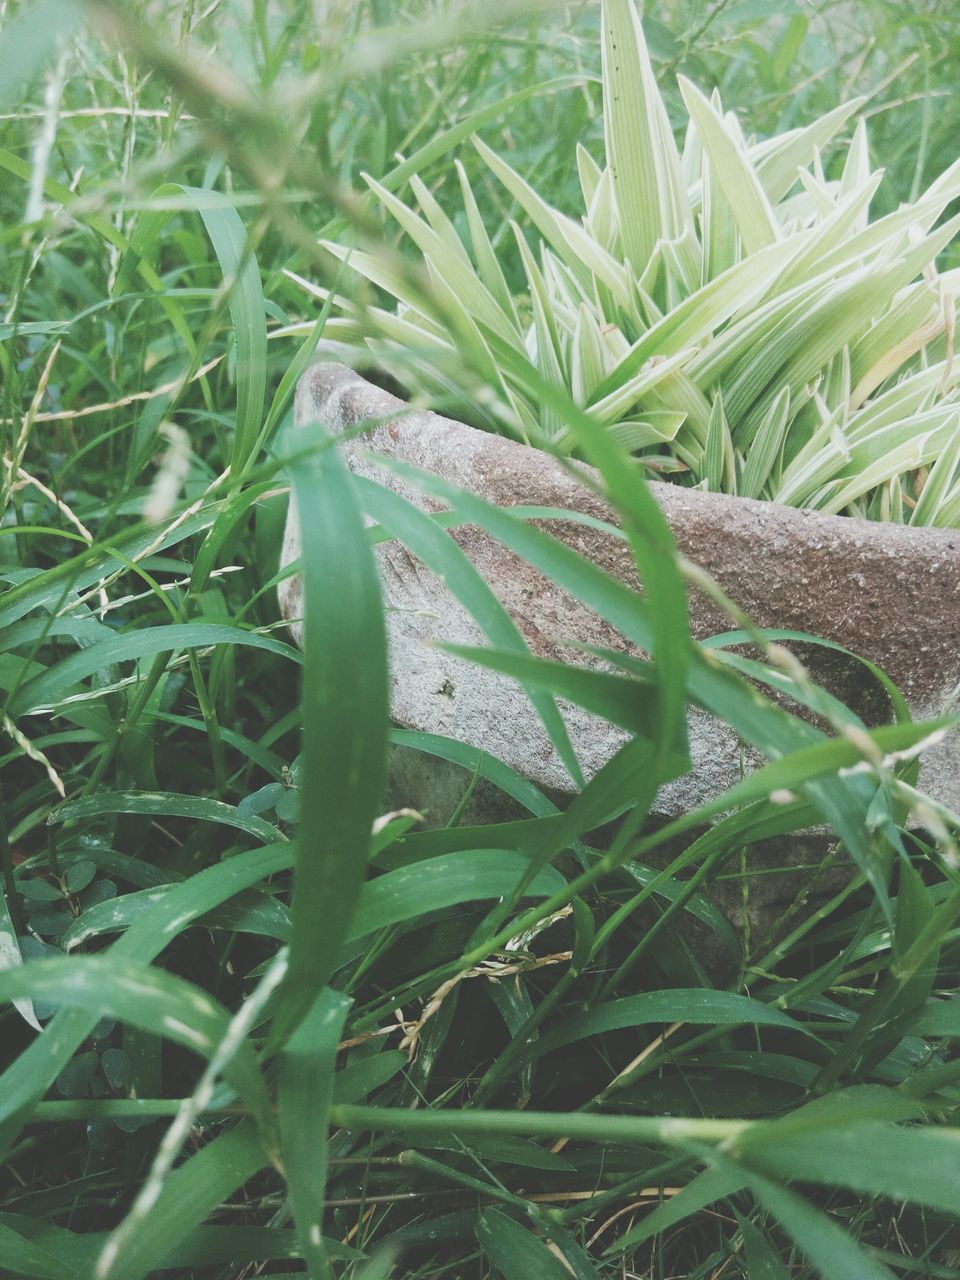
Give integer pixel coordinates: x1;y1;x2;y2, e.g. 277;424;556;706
1;1;960;1278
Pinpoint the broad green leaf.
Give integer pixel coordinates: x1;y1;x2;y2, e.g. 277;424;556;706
346;850;566;941
350;1250;399;1280
904;999;960;1037
271;423;389;1045
60;884;290;951
0;1215;356;1273
50;790;281;843
54;846;565;958
0;1221;76;1280
476;1208;575;1280
739;1216;793;1280
741;1166;897;1280
279;988;352;1280
0;843;289;1151
531;990;803;1060
738;1120;960;1217
606;1165;746;1254
0;958;271;1131
95;1121;269;1280
153;1225;359;1267
333;1051;407;1104
7;623;298;717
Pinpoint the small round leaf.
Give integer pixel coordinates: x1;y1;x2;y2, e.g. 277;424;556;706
65;860;97;894
57;1051;99;1097
101;1047;133;1091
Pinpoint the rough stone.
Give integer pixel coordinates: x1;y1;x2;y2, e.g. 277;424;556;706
280;362;960;821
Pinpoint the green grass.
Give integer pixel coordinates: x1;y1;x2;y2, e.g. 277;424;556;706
311;0;960;518
1;1;960;1278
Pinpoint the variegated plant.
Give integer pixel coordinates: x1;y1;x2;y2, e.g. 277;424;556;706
292;0;960;527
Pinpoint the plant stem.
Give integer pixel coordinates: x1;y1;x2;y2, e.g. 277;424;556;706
329;1105;750;1148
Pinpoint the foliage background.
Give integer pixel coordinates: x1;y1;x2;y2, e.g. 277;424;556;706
1;1;960;1278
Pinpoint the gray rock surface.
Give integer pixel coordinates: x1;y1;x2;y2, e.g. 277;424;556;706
280;362;960;820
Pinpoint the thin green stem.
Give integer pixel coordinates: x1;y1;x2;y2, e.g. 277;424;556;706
330;1105;750;1148
78;650;169;799
0;786;26;935
27;1099;243;1121
186;650;227;797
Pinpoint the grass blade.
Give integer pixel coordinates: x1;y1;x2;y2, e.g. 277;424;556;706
0;957;272;1133
271;423;389;1046
354;473;583;786
680;78;780;255
0;1222;76;1280
0;844;289;1151
114;185;266;474
740;1166;897;1280
7;623;298;718
49;790;281;844
530;990;804;1061
346;850;566;942
476;1207;578;1280
606;1165;747;1254
95;1120;269;1280
278;988;352;1280
738;1119;960;1217
601;0;689;273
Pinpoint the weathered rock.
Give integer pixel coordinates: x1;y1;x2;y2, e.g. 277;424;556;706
280;363;960;822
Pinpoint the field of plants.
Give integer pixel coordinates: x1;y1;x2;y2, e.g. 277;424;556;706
2;0;960;1277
